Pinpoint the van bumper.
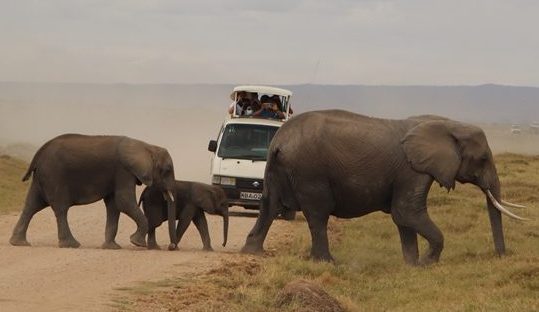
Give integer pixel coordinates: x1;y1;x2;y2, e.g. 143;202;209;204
214;179;263;210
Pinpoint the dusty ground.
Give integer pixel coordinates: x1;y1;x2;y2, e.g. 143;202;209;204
0;199;269;312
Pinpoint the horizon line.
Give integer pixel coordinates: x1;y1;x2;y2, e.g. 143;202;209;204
0;81;538;89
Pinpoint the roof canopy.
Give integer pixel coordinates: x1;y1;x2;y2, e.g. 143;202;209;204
230;85;293;100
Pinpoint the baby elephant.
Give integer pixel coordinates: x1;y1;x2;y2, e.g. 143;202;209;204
139;181;229;251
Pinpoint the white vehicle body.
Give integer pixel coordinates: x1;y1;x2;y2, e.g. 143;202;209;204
208;86;292;209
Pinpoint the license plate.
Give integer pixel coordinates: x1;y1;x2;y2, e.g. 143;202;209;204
240;192;262;200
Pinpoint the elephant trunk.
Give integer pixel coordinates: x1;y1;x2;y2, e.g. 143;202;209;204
485;179;506;256
222;207;229;247
163;190;177;250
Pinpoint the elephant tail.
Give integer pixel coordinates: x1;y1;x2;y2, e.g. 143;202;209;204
22;143;49;182
22;165;34;182
266;147;299;214
22;134;81;182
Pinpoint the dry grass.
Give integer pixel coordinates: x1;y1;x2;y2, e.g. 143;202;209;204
120;153;539;311
0;155;29;214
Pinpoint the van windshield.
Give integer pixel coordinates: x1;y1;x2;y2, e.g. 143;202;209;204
218;124;279;161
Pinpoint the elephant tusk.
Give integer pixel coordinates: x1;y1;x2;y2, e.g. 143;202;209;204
167;190;175;202
501;200;527;209
487;190;530;221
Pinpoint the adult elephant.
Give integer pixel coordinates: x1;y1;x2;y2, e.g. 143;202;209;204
9;134;178;249
242;110;528;264
139;181;229;251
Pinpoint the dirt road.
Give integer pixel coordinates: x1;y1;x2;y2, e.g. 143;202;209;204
0;201;262;312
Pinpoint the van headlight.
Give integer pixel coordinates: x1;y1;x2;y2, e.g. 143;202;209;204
212;175;236;186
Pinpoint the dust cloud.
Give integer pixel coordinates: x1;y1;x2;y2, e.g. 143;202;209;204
1;83;538;183
0;85;231;183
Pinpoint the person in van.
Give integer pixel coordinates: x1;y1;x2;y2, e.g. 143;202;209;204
228;91;248;115
270;94;293;115
253;96;285;119
243;99;260;116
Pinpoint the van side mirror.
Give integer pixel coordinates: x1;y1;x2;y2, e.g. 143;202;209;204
208;140;217;152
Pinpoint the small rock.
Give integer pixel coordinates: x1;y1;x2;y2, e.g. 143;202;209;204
276;279;345;312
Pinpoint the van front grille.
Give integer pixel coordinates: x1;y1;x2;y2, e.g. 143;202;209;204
236;178;264;190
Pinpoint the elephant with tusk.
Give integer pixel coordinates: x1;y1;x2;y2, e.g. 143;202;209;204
242;110;530;265
139;181;229;251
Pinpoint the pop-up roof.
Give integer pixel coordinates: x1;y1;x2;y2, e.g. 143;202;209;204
230;85;293;100
230;85;293;121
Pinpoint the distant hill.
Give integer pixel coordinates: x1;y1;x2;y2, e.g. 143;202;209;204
0;143;36;162
289;84;539;124
1;82;538;124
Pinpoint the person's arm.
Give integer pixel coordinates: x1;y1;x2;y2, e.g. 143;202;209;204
252;107;264;116
253;103;269;116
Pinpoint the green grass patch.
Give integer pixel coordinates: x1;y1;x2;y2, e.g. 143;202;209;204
119;153;539;311
0;155;29;214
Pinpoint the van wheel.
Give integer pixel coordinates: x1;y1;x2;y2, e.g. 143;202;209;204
281;210;296;221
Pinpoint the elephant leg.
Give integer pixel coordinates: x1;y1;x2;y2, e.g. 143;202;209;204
147;227;160;250
391;173;439;265
301;203;333;262
102;196;121;249
193;210;212;251
10;180;48;246
412;214;444;265
396;225;419;265
242;193;278;254
393;208;443;264
296;187;334;262
53;205;80;248
174;204;197;248
115;190;148;247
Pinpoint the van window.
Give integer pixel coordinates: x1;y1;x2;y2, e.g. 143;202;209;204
217;124;279;160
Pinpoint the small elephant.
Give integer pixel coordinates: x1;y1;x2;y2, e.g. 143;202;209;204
242;110;528;264
139;180;229;251
9;134;178;249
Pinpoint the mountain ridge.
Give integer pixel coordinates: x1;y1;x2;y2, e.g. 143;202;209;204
1;82;538;123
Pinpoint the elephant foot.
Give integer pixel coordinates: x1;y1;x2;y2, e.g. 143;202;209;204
168;243;178;251
102;241;122;250
310;253;335;263
310;249;335;263
404;258;420;266
419;255;440;266
59;238;81;248
130;233;147;248
9;236;31;247
147;243;161;250
241;243;264;255
202;246;214;252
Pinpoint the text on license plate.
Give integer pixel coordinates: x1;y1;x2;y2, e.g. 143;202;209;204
240;192;262;200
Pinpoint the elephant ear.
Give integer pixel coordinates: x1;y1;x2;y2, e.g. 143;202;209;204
401;121;461;190
118;138;154;186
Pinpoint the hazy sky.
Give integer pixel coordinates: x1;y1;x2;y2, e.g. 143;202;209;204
1;0;538;86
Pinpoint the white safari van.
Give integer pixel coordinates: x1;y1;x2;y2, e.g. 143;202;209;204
208;85;294;217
